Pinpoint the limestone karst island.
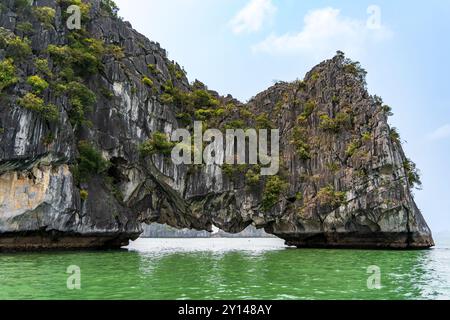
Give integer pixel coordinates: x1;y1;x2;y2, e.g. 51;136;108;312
0;0;435;252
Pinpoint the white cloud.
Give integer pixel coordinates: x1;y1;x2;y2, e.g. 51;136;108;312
428;124;450;141
229;0;277;35
252;7;392;57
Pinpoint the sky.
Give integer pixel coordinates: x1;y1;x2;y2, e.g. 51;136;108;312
115;0;450;233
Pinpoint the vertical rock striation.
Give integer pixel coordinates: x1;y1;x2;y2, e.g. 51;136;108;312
0;0;433;250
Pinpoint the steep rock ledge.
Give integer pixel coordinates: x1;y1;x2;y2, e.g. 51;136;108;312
0;0;434;250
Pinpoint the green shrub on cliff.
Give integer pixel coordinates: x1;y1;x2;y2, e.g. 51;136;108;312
297;100;316;123
345;139;360;157
403;159;422;190
0;58;18;92
142;76;154;87
26;75;49;93
382;104;394;117
160;93;174;105
18;92;59;122
33;6;56;27
224;120;245;130
245;167;261;186
326;162;341;173
49;42;101;77
176;112;192;125
304;100;316;115
344;61;367;78
47;45;70;63
13;0;32;13
3;36;32;59
159;81;219;112
261;176;288;211
107;44;125;59
67;82;97;109
68;43;103;76
80;189;89;201
66;82;96;125
47;36;106;77
195;108;215;121
295;141;311;160
332;95;340;104
17;92;43;110
75;141;110;183
58;0;91;18
34;58;52;76
343;59;367;85
167;61;186;80
160;81;186;107
311;72;320;81
191;89;219;109
16;22;34;34
362;132;372;143
319;114;337;131
255;113;274;130
221;164;236;178
317;185;346;208
292;127;311;160
100;0;120;18
175;70;184;80
100;87;114;99
148;64;160;75
42;133;55;145
390;127;401;145
139;132;175;157
319;111;352;133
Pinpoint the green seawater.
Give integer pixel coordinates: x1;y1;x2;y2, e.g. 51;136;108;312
0;237;449;300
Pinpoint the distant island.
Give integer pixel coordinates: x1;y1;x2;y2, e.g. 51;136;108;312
141;224;274;238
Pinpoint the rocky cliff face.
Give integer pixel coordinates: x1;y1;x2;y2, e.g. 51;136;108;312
0;0;434;250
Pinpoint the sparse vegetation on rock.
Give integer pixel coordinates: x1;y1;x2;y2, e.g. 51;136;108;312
33;6;56;27
317;185;346;209
0;58;18;93
72;141;110;184
262;176;288;211
139;132;175;157
26;75;49;93
18;92;59;122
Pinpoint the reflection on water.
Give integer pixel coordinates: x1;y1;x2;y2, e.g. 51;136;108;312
0;238;449;300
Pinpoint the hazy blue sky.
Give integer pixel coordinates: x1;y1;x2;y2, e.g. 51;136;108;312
115;0;450;233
